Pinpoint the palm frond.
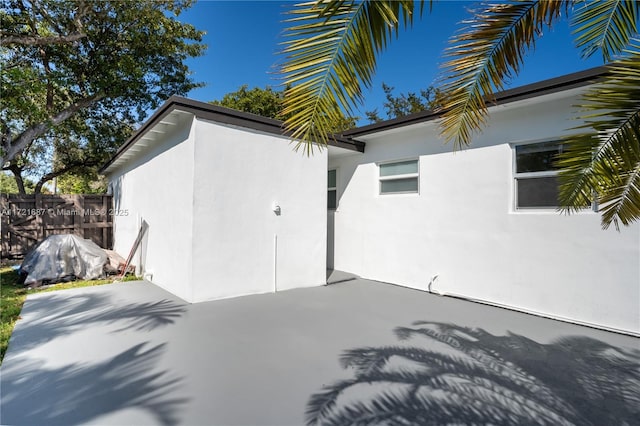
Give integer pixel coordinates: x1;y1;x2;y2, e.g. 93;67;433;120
438;1;568;149
558;50;640;230
280;0;421;154
572;0;640;61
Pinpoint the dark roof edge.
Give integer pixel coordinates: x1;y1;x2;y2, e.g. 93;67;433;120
100;66;609;173
341;65;609;138
100;96;365;174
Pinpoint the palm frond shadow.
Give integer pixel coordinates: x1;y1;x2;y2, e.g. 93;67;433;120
307;322;640;425
12;293;186;351
1;342;187;425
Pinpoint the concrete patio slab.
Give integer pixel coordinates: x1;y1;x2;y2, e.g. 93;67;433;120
1;278;638;425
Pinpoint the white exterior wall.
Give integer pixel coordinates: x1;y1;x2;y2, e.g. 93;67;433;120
329;88;640;334
189;118;327;302
110;114;327;303
108;116;196;301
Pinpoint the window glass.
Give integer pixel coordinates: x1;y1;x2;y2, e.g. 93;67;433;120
328;190;337;209
513;141;591;210
516;176;558;208
379;159;419;195
328;169;336;188
516;141;563;173
381;178;418;194
328;170;337;209
380;160;418;177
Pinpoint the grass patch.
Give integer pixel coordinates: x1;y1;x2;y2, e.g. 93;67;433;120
0;266;138;364
0;267;24;365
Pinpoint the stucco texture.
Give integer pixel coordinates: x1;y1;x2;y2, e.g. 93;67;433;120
108;116;327;303
328;87;640;334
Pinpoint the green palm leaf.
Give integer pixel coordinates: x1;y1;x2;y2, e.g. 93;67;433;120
438;1;568;149
558;50;640;230
572;0;640;61
280;0;421;154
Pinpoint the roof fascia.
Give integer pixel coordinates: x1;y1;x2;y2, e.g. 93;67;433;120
100;96;364;174
342;66;609;138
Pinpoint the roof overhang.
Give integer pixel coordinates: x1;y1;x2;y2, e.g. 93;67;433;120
340;66;610;138
100;96;365;175
100;108;193;175
102;66;610;174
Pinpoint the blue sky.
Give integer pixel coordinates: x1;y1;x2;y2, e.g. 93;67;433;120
179;0;604;124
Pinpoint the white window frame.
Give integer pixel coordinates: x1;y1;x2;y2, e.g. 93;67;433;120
512;140;597;212
378;158;420;195
328;168;337;210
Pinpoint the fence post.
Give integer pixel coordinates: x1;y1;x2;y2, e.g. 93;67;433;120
102;195;109;249
74;195;81;238
1;195;8;256
35;192;43;243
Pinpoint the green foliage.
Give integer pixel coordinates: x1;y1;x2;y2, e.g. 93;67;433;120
439;1;639;228
211;84;356;133
439;1;569;149
56;172;107;194
558;51;640;230
0;173;17;193
211;85;284;119
366;83;443;122
573;0;639;61
281;0;640;228
1;0;206;183
6;112;136;194
0;172;34;194
280;0;422;153
327;114;357;133
0;267;23;364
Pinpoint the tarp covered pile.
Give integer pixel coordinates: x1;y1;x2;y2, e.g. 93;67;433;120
20;234;108;287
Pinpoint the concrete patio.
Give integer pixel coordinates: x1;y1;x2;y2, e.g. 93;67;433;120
1;278;638;425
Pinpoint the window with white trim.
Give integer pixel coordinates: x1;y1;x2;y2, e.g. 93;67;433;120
514;141;563;208
328;169;337;209
379;159;419;194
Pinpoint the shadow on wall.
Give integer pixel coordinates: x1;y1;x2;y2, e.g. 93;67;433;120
109;175;123;211
327;212;335;269
108;175;123;253
10;292;186;352
108;174;150;274
1;342;187;425
306;322;640;425
139;218;150;276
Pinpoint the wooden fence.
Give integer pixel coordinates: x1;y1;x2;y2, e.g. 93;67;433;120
1;194;113;258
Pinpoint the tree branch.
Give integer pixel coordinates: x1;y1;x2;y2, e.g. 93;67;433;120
34;159;100;194
1;0;89;47
1;93;105;167
6;164;27;195
0;32;86;46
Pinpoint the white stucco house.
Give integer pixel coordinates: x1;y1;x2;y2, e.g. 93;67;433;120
101;99;363;302
101;66;639;336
